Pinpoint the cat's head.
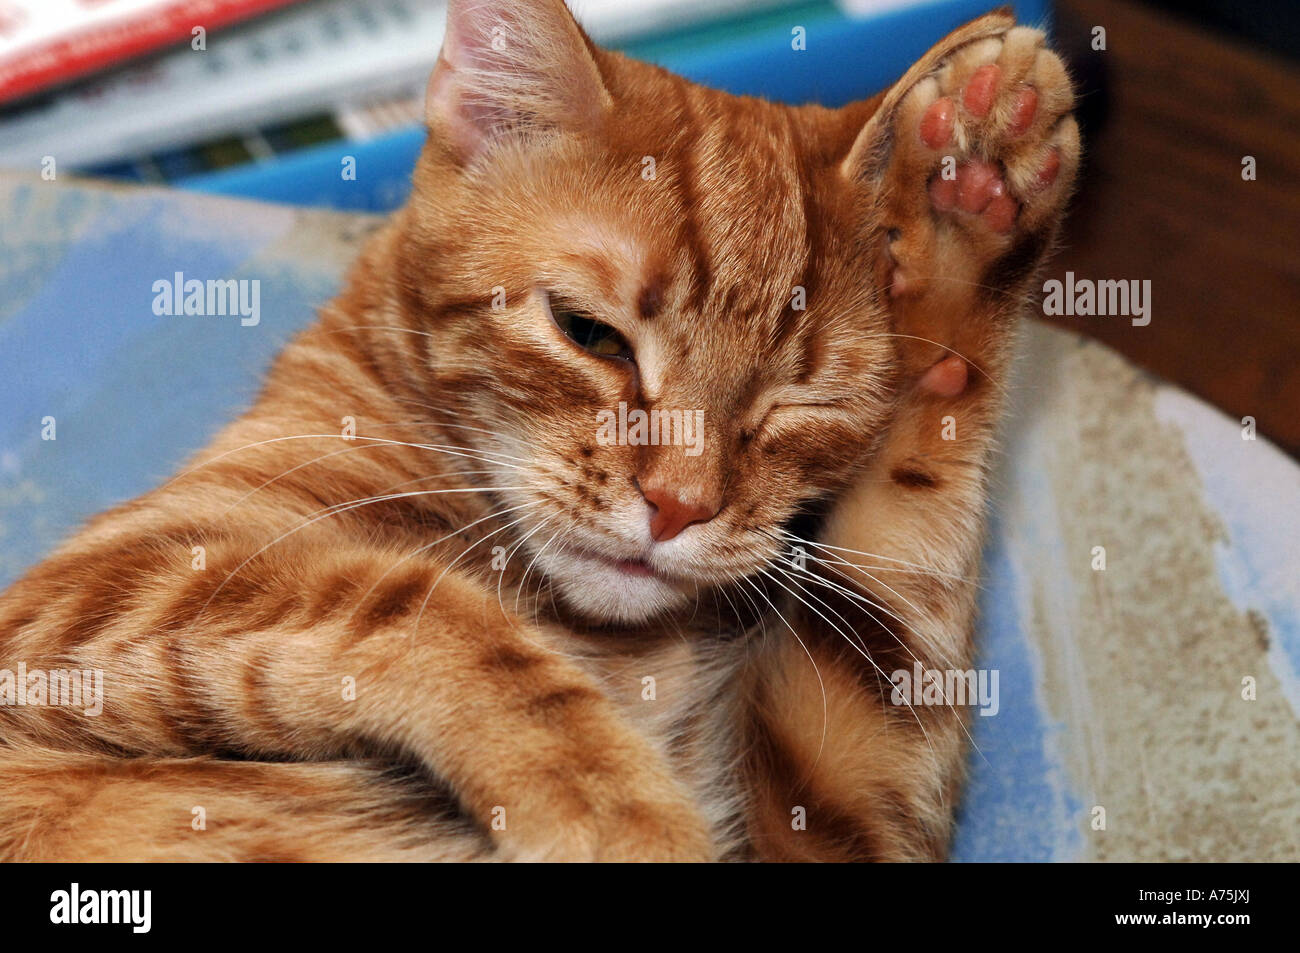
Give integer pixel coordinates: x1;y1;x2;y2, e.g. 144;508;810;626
397;0;901;624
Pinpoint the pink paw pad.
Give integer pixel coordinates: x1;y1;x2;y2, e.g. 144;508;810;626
982;192;1018;233
956;159;1001;213
963;64;1000;117
920;355;969;397
929;174;958;212
1035;148;1061;188
920;97;956;148
1008;85;1038;137
917;59;1063;236
929;159;1020;234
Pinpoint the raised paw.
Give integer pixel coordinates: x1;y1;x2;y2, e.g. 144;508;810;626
882;25;1079;298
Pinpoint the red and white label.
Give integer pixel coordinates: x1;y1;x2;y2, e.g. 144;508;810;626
0;0;306;103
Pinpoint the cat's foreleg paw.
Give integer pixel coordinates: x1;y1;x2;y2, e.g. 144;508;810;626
884;26;1080;299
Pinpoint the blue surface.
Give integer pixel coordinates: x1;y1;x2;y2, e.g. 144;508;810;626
0;185;332;584
952;511;1083;862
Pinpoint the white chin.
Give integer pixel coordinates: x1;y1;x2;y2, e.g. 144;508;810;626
535;548;691;624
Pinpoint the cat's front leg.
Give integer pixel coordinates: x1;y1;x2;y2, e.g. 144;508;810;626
744;11;1079;861
0;531;712;862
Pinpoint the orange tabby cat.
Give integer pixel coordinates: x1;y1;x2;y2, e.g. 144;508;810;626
0;2;1076;861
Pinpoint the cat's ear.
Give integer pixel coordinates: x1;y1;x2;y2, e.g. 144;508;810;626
427;0;613;162
840;9;1014;182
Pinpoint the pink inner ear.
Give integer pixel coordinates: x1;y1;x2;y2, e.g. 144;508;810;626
425;0;612;162
426;2;516;159
440;0;513;74
427;52;508;159
919;355;968;397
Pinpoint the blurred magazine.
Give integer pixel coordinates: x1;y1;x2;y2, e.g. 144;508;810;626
0;0;803;176
0;0;307;103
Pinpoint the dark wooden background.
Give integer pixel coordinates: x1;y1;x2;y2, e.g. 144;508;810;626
1040;0;1300;456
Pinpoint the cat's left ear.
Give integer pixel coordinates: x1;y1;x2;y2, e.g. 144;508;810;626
427;0;613;162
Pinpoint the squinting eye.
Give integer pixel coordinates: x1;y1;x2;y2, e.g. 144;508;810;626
546;293;633;362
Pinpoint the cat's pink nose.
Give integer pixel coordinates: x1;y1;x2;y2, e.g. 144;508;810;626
641;485;720;542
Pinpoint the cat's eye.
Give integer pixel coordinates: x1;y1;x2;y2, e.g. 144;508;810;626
545;293;633;362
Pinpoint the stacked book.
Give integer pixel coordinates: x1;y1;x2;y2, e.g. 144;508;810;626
0;0;1049;209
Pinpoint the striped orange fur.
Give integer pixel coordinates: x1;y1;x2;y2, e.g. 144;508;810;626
0;2;1076;861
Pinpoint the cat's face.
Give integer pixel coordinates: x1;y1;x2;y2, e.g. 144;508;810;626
397;0;898;623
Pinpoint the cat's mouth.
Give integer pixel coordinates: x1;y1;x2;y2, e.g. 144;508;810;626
610;557;655;578
557;541;665;580
531;537;699;623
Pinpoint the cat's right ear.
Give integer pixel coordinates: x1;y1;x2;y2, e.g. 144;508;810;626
426;0;613;163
